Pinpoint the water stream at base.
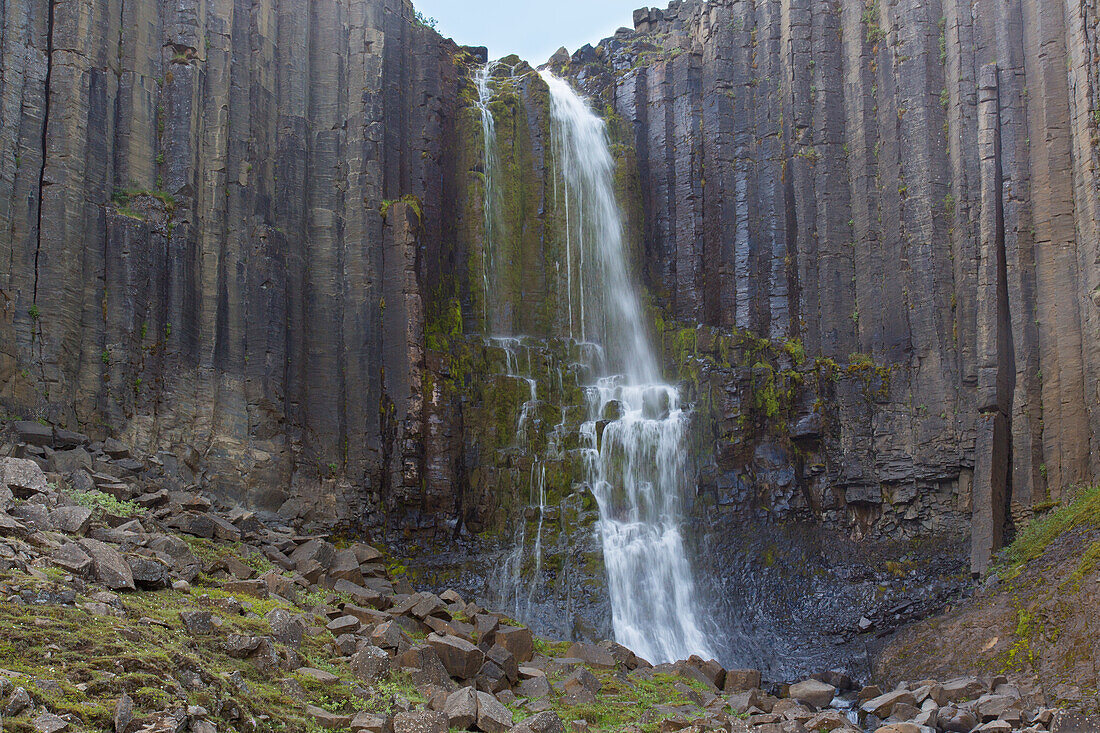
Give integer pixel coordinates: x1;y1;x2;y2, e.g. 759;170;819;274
478;63;715;664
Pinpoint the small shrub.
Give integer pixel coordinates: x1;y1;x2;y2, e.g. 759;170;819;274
72;490;145;517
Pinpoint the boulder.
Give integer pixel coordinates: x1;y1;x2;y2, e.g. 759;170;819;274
13;421;53;446
350;712;387;733
51;543;93;575
371;620;411;650
516;675;552;700
304;705;352;729
329;549;364;583
290;538;336;571
684;655;725;688
77;538;135;590
1;457;50;497
496;626;535;663
510;711;565;733
487;644;519;682
443;687;478;729
392;644;457;691
5;686;32;716
789;678;837;708
127;556;170;588
114;692;134;733
476;659;510;694
0;512;30;537
936;677;985;704
266;608;305;648
351;645;389;682
297;668;340;685
48;448;92;474
564;642;611;668
724;668;762;692
426;632;485;679
180;610;214;635
392;710;448;733
33;713;70;733
476;691;514;733
326;615;362;636
52;428;88;449
862;690;918;718
49;506;93;535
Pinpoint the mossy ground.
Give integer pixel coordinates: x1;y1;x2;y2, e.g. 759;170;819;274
0;562;421;733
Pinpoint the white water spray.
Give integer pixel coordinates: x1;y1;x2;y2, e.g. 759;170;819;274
541;70;715;664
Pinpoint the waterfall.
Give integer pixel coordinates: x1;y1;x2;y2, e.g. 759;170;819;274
475;62;502;331
541;70;716;665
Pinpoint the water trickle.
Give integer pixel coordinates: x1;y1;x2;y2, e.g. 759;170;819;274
541;71;715;664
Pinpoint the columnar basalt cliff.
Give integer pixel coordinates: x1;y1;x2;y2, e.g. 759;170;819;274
0;0;469;526
1;0;1099;650
555;0;1100;573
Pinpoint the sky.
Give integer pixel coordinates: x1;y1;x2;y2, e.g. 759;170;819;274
412;0;644;65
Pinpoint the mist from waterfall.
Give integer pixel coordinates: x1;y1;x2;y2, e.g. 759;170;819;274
541;70;716;665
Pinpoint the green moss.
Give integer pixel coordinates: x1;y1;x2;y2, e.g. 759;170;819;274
998;484;1100;578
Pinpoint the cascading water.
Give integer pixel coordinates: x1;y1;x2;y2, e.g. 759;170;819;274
475;62;503;330
541;70;715;664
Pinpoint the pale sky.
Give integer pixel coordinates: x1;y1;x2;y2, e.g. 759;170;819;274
412;0;643;64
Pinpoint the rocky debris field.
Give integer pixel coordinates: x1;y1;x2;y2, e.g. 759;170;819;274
0;420;1093;733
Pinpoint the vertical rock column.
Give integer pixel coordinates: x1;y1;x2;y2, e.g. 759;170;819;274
972;65;1012;574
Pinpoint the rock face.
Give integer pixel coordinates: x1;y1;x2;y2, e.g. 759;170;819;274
0;0;461;527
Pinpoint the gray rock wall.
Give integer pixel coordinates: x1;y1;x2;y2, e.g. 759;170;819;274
0;0;460;523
